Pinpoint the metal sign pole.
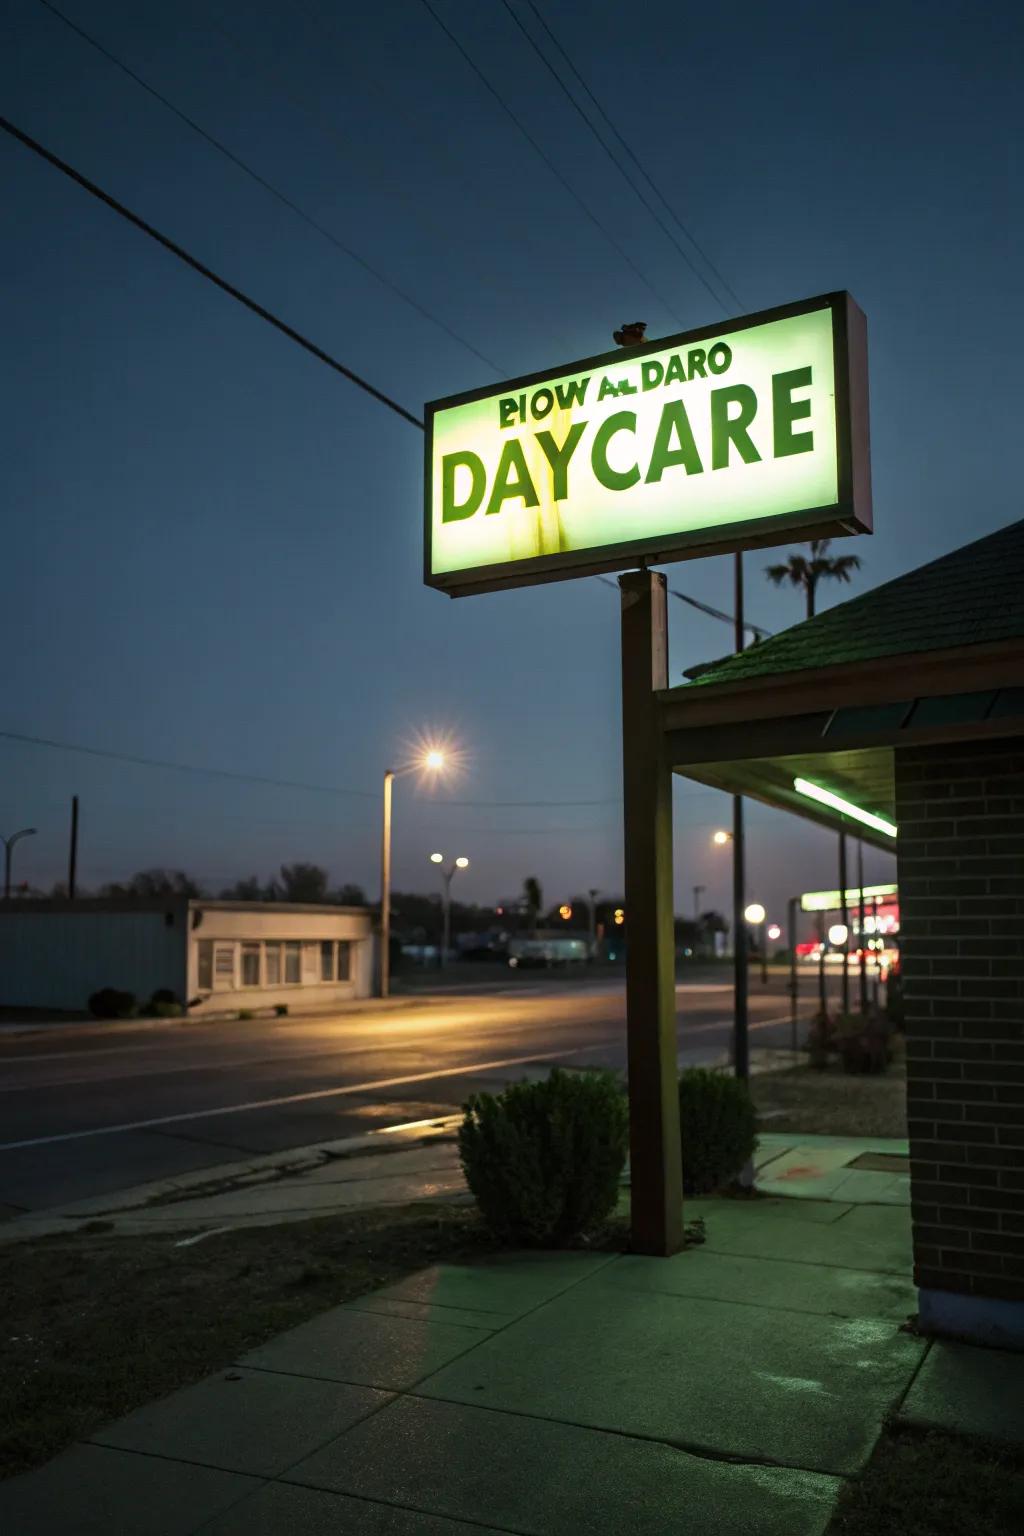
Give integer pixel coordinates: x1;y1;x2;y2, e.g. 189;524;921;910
620;569;684;1256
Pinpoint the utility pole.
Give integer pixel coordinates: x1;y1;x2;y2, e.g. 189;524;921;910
692;884;705;918
839;828;850;1015
379;770;394;997
588;887;599;954
857;841;868;1014
787;894;799;1054
68;795;79;900
732;551;749;1080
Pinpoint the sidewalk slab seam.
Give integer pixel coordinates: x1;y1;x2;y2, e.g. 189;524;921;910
282;1392;843;1536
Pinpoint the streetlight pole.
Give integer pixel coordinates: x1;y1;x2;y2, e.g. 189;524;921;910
787;895;799;1055
2;827;37;900
588;887;599;956
380;771;394;998
378;748;451;998
431;853;469;969
732;551;749;1081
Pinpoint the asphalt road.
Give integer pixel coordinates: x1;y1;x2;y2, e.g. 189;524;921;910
0;973;815;1214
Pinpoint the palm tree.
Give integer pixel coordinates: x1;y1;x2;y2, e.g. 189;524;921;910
522;876;543;931
765;538;861;619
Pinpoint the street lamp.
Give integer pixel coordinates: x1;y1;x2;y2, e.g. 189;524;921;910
379;748;449;998
744;902;768;986
712;829;732;846
430;852;469;968
2;827;37;900
828;922;849;947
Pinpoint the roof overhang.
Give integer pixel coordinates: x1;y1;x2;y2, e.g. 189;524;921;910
658;639;1024;843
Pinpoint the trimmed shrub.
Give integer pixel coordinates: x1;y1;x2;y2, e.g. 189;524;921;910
459;1068;628;1245
147;989;183;1018
678;1068;757;1194
88;987;136;1020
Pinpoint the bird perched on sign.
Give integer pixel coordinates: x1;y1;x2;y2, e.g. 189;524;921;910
613;321;647;347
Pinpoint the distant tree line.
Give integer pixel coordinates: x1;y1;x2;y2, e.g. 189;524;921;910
46;863;368;906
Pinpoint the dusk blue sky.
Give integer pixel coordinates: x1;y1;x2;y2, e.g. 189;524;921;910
2;0;1021;927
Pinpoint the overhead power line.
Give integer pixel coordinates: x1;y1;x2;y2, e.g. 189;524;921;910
0;728;379;799
417;0;687;330
33;0;502;375
499;0;733;316
0;729;625;808
596;577;771;641
521;0;744;314
0;112;425;429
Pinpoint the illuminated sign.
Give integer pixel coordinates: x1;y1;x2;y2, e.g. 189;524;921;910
425;292;870;596
800;883;898;913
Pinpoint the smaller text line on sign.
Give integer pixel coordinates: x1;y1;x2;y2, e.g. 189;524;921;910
424;292;870;596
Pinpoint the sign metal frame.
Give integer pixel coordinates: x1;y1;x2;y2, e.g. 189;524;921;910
424;290;871;598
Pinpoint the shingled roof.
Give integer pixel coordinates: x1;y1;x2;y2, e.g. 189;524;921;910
688;517;1024;689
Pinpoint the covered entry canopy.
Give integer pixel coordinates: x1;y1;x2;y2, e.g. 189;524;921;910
659;516;1024;833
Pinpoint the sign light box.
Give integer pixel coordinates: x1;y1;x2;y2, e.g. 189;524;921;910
425;292;870;596
800;883;898;913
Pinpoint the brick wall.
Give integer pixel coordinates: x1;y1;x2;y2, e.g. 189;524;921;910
895;737;1024;1303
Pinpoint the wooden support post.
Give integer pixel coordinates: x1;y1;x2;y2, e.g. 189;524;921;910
620;569;684;1256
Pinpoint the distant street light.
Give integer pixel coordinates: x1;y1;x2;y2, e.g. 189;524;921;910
828;922;850;947
2;827;37;900
431;852;470;968
744;902;768;985
613;908;625;925
558;903;572;920
380;746;451;998
767;923;782;942
712;829;732;846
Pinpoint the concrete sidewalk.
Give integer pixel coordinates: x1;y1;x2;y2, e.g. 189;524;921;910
1;1124;911;1247
5;1192;1022;1534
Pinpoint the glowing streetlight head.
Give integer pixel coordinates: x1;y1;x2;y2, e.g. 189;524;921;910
558;903;572;920
613;908;625;925
424;750;445;771
828;923;849;946
712;829;731;846
793;778;897;839
767;923;782;941
455;856;469;869
430;852;444;864
744;902;766;925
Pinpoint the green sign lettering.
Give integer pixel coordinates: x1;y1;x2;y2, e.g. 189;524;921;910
710;385;762;469
773;366;815;457
442;451;485;522
485;439;540;516
645;401;703;482
591;412;640;491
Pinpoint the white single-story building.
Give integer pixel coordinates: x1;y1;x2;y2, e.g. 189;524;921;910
0;898;375;1016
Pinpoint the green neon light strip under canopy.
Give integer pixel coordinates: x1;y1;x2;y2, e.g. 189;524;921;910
801;883;898;913
792;777;898;838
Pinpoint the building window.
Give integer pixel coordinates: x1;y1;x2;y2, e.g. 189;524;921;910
265;943;281;986
320;941;334;981
213;944;235;989
337;940;351;981
241;943;260;987
284;941;301;983
197;940;213;990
